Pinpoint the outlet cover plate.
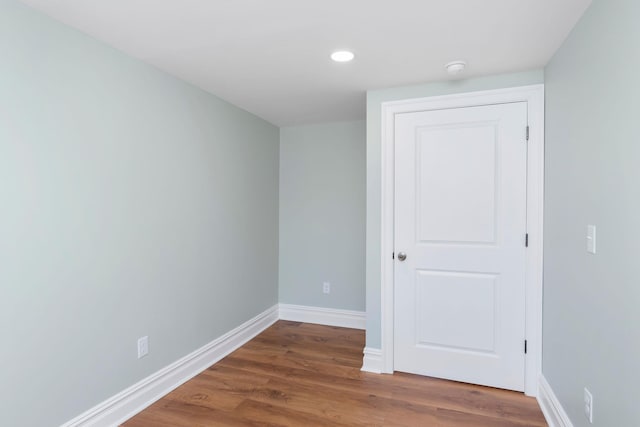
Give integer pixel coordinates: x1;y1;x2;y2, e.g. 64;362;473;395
584;387;593;423
138;336;149;359
322;282;330;294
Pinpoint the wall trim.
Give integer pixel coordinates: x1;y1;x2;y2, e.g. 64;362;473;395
61;305;279;427
538;376;574;427
378;84;545;396
278;304;366;330
361;347;383;373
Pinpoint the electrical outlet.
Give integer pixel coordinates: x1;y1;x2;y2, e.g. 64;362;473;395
323;282;331;294
584;387;593;423
137;336;149;359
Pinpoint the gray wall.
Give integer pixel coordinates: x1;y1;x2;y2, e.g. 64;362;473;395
279;121;365;311
544;0;639;425
365;70;545;348
0;2;279;426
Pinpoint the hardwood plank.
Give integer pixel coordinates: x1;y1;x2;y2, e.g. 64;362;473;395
234;399;358;427
124;398;249;427
124;321;547;426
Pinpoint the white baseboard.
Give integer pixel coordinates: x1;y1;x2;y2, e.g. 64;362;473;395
278;303;365;330
361;347;383;374
61;305;279;427
537;375;574;427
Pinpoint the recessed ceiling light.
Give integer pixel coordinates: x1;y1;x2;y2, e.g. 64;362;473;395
331;50;355;63
445;60;467;75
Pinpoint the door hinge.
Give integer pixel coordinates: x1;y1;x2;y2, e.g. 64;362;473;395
526;125;530;141
392;252;395;260
525;233;529;248
524;340;528;354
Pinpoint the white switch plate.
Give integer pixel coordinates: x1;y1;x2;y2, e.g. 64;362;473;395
322;282;331;294
587;225;596;254
137;336;149;359
584;387;593;423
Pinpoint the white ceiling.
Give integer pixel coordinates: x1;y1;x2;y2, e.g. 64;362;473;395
20;0;591;126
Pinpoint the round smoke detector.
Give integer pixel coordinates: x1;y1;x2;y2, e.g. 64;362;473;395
445;61;467;76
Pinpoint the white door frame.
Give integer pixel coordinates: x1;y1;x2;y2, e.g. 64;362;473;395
379;85;544;397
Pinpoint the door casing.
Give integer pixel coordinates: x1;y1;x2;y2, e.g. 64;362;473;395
378;85;544;397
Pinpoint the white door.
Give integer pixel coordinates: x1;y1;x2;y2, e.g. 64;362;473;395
393;102;528;391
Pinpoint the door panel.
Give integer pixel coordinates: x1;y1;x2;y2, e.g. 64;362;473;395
394;102;528;392
417;124;498;244
415;270;498;353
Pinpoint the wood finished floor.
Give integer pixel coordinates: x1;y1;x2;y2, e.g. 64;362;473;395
124;321;547;426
